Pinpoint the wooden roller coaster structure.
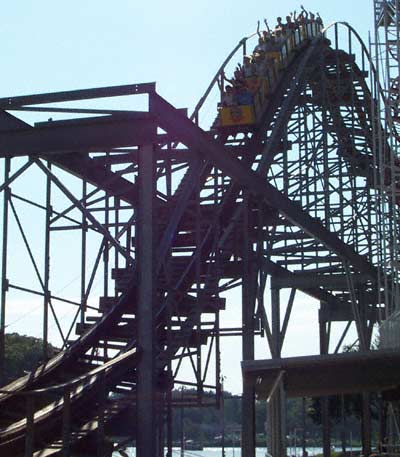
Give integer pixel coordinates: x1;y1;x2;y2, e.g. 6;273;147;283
0;17;398;457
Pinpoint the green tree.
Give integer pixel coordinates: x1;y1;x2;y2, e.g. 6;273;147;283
2;332;57;385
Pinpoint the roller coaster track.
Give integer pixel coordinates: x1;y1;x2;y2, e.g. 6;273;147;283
0;21;394;456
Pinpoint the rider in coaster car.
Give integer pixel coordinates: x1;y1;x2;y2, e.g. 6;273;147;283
236;85;254;106
296;11;306;25
254;35;268;53
264;34;276;53
262;32;272;51
241;55;255;78
220;85;236;107
286;15;296;30
220;68;245;99
275;17;284;32
300;5;309;21
274;29;285;47
253;52;268;78
233;67;245;82
257;19;271;38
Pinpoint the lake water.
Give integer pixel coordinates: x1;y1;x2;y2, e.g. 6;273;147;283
112;446;358;457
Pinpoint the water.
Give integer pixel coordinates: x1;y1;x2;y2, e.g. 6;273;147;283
112;446;346;457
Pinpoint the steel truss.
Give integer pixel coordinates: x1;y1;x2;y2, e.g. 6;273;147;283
373;0;400;316
0;19;395;457
372;1;400;455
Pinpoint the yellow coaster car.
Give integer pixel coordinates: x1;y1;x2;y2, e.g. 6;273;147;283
220;105;256;127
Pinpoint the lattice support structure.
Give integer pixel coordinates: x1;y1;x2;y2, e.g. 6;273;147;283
372;1;400;454
0;17;397;457
373;0;400;319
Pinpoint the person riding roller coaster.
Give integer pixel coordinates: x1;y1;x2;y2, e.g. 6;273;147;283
217;7;324;129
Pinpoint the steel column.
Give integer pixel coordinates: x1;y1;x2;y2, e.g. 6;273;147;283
361;392;372;457
242;197;256;457
319;314;331;457
166;389;173;457
97;373;107;457
25;395;34;457
136;144;157;457
268;281;286;457
62;388;71;457
0;157;10;382
302;397;307;457
80;180;87;325
43;161;51;358
358;286;372;457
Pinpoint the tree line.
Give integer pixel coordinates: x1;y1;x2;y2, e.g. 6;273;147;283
2;333;370;448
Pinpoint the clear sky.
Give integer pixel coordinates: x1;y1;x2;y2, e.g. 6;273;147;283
1;0;373;109
0;0;376;393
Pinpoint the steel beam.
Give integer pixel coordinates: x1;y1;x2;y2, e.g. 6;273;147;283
46;154;140;206
319;302;381;322
244;349;400;397
271;273;371;290
280;289;296;345
0;83;156;108
0;115;157;157
259;258;361;325
0;111;162;208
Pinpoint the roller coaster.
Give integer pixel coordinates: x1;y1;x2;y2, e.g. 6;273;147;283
0;9;398;457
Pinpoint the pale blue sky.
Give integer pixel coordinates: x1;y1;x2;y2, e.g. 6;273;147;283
0;0;376;393
1;0;373;110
